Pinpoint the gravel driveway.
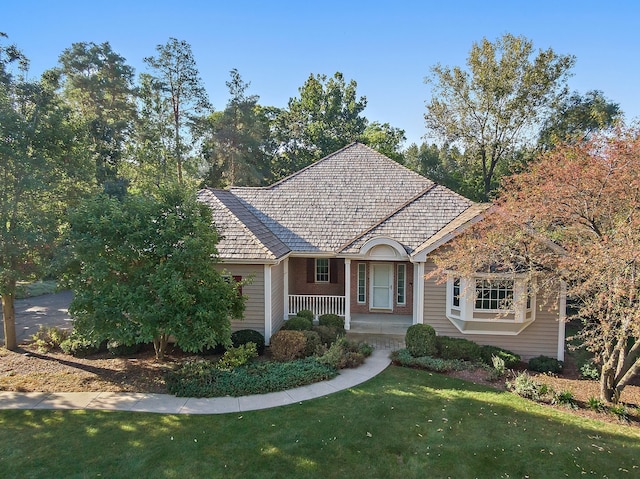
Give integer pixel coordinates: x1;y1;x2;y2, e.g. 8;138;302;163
0;291;73;345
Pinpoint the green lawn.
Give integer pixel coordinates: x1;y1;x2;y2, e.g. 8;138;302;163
1;367;638;478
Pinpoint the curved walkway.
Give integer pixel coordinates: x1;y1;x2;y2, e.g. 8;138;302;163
0;349;392;415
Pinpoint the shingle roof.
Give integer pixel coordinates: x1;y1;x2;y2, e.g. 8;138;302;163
198;142;487;260
231;143;434;252
339;185;474;254
197;189;290;261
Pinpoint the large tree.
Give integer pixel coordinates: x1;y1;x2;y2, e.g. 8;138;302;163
538;90;622;151
144;38;210;184
66;186;244;360
1;35;92;349
200;69;275;187
425;33;575;200
272;72;367;178
431;129;640;403
57;41;136;188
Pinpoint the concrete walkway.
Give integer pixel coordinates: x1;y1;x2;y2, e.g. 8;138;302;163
0;349;392;415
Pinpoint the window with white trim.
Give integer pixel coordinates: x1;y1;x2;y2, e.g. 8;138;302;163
397;264;406;305
315;258;329;283
357;263;366;303
446;274;536;335
474;279;514;311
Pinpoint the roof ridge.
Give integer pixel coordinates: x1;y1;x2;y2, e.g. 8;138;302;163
337;183;438;252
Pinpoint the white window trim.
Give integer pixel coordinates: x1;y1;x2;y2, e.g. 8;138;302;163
396;264;406;305
445;273;536;335
357;263;366;304
315;258;329;283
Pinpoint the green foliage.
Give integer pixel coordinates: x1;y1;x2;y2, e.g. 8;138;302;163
405;324;437;357
312;325;340;346
551;390;577;409
143;37;210;184
489;355;507;381
269;330;307;362
302;330;324;357
609;404;629;422
296;309;315;321
166;357;337;397
579;359;600;380
479;345;521;368
217;342;258;371
30;326;70;353
390;348;467;372
318;313;345;332
106;340;142;357
425;33;575;200
506;371;549;401
60;335;101;358
436;336;482;361
272;72;368;178
200;69;274;187
15;281;58;299
317;337;372;369
587;396;606;412
281;316;313;331
231;329;265;355
538;90;621;150
528;355;563;374
66;186;244;360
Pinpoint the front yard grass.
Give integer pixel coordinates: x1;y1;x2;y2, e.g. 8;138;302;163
1;366;638;478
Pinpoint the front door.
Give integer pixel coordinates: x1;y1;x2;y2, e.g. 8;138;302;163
371;263;393;310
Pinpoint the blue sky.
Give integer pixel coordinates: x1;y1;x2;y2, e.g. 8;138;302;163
4;0;639;146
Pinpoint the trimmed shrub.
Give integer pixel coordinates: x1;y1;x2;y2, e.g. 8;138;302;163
60;336;101;358
281;316;313;331
31;326;70;353
296;309;314;321
217;343;258;370
528;355;563;374
391;349;467;372
318;314;345;333
107;340;142;357
270;330;307;361
312;325;340;346
436;336;481;361
302;330;324;357
479;345;521;368
405;324;437;357
231;329;265;355
166;358;337;397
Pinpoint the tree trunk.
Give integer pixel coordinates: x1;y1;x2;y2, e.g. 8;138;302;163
600;366;620;403
1;284;17;351
153;334;169;361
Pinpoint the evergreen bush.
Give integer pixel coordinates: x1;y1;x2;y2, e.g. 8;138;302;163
405;324;437;357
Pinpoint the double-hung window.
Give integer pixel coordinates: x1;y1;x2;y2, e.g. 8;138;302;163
315;258;329;283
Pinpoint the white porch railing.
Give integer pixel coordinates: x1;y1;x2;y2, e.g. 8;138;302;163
289;294;345;318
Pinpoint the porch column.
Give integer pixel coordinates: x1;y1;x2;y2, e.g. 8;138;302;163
283;257;289;321
344;258;351;330
413;261;425;324
264;264;273;344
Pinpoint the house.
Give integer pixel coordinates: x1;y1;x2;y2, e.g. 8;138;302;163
198;142;566;360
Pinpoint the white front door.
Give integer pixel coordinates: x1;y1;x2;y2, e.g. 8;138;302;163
371;263;393;310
